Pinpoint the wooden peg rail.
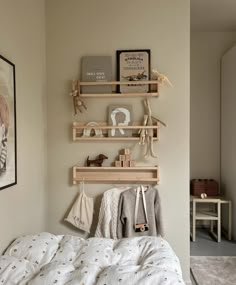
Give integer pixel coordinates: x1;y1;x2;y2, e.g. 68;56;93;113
77;80;159;98
72;166;159;185
72;121;159;141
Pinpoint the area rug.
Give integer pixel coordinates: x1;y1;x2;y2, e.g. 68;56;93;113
191;256;236;285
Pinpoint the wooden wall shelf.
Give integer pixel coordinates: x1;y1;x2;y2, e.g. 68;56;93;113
72;166;159;185
72;121;159;141
78;80;159;98
69;79;162;185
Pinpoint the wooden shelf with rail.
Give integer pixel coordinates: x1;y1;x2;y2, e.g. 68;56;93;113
72;166;159;185
70;79;161;185
77;80;159;98
72;121;159;141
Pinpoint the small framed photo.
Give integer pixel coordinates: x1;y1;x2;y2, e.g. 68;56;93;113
108;104;132;137
116;49;151;93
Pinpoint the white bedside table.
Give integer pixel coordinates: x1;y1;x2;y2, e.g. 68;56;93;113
190;195;232;242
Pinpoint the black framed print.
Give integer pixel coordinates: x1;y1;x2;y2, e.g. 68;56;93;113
0;54;17;190
116;49;151;93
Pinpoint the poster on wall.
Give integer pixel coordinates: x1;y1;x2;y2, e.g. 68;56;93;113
116;49;151;93
0;54;17;190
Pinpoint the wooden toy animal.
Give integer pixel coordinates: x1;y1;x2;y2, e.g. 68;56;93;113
142;98;157;159
70;80;87;115
151;69;173;87
86;154;108;167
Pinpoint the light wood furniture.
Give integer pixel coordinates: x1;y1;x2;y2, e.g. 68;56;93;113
72;166;159;185
77;80;159;98
72;121;159;141
71;80;161;185
190;195;232;242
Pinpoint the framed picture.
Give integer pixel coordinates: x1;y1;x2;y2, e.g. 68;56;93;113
0;54;17;190
108;104;132;137
116;49;151;93
81;56;112;94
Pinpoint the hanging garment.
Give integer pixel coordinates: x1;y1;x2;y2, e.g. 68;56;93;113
95;186;130;239
117;186;163;238
65;185;94;233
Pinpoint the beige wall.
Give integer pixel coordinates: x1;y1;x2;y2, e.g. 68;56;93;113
190;32;236;181
46;0;190;282
0;0;47;253
221;45;236;239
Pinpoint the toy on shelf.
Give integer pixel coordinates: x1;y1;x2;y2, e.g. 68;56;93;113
139;114;148;145
151;69;173;87
142;98;157;159
70;80;87;115
139;99;167;159
86;154;108;167
114;148;136;167
82;122;104;138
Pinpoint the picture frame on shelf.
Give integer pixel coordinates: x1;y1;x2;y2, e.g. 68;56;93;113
0;54;17;191
81;56;112;94
116;49;151;93
108;104;132;137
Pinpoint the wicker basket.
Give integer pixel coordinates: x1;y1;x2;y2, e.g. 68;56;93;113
190;179;219;196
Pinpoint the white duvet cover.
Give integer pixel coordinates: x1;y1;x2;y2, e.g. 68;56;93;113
0;232;185;285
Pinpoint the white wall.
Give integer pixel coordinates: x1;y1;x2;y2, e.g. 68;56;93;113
191;32;236;181
221;45;236;239
0;0;47;253
46;0;190;282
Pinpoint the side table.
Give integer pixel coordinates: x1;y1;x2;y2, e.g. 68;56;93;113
190;195;232;242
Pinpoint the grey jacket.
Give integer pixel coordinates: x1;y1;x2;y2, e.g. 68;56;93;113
117;186;163;238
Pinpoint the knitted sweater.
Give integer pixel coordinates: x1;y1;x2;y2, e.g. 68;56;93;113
117;186;163;238
95;186;130;239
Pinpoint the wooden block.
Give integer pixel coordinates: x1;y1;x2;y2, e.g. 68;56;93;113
123;148;130;155
125;154;131;161
122;161;130;167
119;155;126;161
129;161;136;167
115;161;122;167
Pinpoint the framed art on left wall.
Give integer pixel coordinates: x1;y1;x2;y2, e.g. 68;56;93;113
0;54;17;190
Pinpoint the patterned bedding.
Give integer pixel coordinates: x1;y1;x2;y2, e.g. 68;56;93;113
0;232;185;284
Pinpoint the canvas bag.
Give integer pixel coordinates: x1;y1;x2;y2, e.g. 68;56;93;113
65;183;94;233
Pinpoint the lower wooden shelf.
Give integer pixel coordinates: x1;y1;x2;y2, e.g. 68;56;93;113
72;166;159;185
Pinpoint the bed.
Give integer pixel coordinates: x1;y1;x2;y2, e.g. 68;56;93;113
0;232;185;284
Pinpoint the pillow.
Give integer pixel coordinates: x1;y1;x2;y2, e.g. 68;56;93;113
4;232;60;267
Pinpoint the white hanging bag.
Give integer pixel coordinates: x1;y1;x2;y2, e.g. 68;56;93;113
65;181;94;233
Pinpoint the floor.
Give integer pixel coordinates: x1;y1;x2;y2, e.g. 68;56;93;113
190;228;236;256
190;228;236;284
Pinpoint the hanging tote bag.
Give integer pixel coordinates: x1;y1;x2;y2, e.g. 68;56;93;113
65;182;94;233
